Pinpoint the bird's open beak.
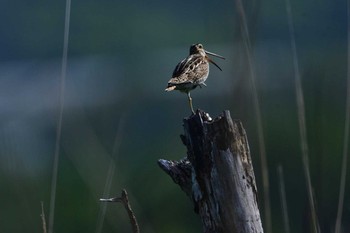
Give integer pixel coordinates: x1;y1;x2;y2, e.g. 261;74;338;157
205;50;224;71
207;57;223;71
205;50;225;60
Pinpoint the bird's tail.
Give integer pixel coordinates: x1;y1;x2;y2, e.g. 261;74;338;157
165;86;176;92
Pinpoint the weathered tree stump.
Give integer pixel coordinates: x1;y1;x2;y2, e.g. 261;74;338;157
158;110;264;233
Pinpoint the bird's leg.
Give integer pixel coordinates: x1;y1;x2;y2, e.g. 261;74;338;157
187;91;195;114
199;83;207;88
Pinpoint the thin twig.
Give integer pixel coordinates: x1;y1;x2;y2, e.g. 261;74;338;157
285;0;319;232
234;1;272;232
277;165;290;233
335;0;350;232
100;189;140;233
48;1;71;233
95;116;126;233
40;202;48;233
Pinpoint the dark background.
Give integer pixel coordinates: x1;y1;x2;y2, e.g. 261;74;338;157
0;0;349;232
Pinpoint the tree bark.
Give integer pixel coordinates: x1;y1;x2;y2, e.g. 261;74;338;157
158;110;264;233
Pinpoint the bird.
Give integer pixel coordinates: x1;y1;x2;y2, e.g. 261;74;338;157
165;43;225;114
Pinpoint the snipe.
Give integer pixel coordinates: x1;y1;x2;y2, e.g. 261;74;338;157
165;43;224;114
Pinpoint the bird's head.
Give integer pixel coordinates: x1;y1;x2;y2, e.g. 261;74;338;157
189;43;206;57
190;43;225;70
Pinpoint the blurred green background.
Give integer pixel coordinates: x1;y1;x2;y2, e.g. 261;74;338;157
1;0;349;232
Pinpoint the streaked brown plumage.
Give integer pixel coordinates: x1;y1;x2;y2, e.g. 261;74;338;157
165;43;224;114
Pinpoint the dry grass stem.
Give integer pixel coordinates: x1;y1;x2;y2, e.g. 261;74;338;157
335;1;350;232
285;0;320;231
48;1;71;233
277;165;290;233
40;202;48;233
234;0;272;232
95;116;126;233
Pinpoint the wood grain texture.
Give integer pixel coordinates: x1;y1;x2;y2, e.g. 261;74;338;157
159;110;264;233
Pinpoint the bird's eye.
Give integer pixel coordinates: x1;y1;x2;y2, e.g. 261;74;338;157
198;44;203;48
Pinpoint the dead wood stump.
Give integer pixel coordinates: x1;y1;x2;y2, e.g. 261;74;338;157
158;110;264;233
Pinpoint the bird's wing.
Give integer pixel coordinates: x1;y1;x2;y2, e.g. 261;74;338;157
171;55;205;79
167;75;193;85
173;54;205;76
172;56;191;77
